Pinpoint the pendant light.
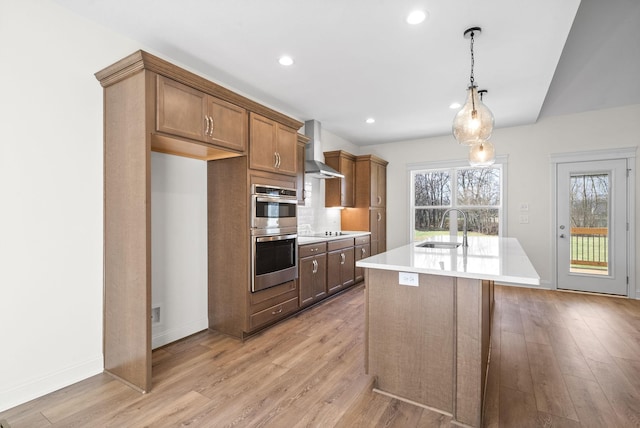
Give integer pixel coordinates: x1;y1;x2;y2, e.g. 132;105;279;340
452;27;494;146
469;141;495;166
469;89;495;166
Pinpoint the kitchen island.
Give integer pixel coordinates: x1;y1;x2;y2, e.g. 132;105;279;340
357;236;539;427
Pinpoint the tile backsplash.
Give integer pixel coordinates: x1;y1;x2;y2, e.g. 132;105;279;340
297;178;342;233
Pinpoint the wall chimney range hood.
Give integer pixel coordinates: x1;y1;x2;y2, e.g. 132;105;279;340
304;120;344;179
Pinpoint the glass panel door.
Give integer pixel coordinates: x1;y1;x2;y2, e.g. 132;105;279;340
569;173;609;275
556;159;627;295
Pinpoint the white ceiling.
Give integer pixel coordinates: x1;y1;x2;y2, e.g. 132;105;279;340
54;0;639;145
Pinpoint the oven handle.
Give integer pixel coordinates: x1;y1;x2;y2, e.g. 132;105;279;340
255;233;297;243
255;196;297;204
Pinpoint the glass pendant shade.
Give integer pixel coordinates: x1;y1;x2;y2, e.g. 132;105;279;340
452;86;495;146
469;140;495;166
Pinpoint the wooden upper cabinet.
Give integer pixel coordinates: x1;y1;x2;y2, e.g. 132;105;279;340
371;160;387;207
324;150;355;207
156;75;247;152
296;134;309;204
249;112;297;176
353;155;388;208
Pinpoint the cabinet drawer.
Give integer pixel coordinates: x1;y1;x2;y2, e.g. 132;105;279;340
249;296;299;331
299;242;327;258
355;235;370;245
327;238;355;252
250;280;297;314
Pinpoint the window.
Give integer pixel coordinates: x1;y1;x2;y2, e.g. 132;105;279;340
410;161;504;241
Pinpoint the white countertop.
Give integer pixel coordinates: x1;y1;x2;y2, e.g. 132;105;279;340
357;236;540;286
298;231;371;245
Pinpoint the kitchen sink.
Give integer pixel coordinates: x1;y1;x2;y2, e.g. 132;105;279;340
416;241;462;249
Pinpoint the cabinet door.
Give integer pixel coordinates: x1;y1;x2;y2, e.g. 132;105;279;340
296;139;306;204
157;75;207;142
342;247;355;288
377;162;386;207
249;113;277;172
371;162;386;207
378;209;386;253
275;124;297;175
327;250;343;295
354;243;370;283
325;151;355;207
341;157;355;206
313;253;327;300
207;97;247;152
299;256;315;307
370;208;386;256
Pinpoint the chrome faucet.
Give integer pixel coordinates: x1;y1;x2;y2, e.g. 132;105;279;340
440;208;469;247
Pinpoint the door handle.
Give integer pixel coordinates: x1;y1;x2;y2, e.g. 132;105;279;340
560;234;566;238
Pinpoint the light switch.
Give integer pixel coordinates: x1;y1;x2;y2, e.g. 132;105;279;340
399;272;419;286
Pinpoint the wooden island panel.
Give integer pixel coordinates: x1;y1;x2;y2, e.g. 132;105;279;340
366;269;455;413
365;269;494;428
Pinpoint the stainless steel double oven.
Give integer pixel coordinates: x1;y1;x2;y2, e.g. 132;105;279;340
251;184;297;292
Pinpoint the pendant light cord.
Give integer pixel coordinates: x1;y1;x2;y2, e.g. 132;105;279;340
469;31;476;113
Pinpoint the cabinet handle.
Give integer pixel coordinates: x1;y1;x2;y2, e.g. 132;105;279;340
377;195;382;205
272;306;283;315
209;115;215;136
340;253;345;264
361;248;366;256
275;152;281;168
274;152;278;168
377;212;382;221
312;259;318;274
204;116;210;136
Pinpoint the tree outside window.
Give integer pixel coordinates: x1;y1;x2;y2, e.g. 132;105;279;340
411;165;502;241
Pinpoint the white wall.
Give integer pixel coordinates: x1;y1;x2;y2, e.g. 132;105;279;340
0;0;208;412
151;153;208;349
365;105;639;294
0;0;138;411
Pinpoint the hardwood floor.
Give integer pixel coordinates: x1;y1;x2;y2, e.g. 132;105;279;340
2;284;639;427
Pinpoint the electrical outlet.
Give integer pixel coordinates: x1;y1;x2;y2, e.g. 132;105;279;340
151;306;161;324
519;203;529;211
399;272;419;287
519;215;529;224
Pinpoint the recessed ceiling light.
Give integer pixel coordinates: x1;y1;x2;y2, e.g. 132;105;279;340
278;55;294;66
366;118;375;124
449;102;461;109
406;10;427;25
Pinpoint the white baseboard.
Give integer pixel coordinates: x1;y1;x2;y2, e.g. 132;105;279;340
152;317;208;349
0;355;103;413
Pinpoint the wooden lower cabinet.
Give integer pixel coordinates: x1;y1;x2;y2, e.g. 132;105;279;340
370;208;386;255
249;280;299;331
354;235;371;283
327;238;355;295
298;242;327;308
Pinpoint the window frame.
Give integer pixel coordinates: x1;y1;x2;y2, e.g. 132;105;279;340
408;156;508;241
